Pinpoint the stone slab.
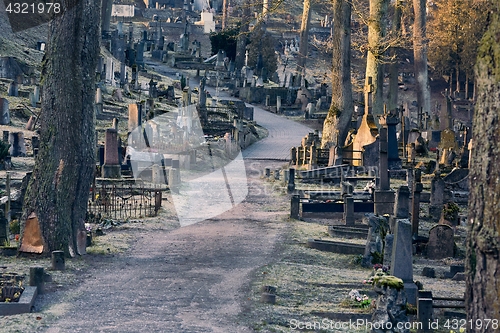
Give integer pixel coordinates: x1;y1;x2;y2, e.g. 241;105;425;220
306;239;365;255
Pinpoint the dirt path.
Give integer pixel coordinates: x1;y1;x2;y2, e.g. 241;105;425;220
35;160;289;333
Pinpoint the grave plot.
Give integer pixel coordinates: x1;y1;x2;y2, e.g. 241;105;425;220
0;271;40;316
271;99;470;331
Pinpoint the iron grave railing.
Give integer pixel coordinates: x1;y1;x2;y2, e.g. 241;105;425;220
88;179;166;220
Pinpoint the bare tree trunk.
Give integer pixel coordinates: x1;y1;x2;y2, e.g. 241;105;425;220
466;6;500;331
297;0;312;76
321;0;353;149
387;0;402;111
222;0;228;30
235;0;251;70
365;0;389;121
21;0;100;256
413;0;431;115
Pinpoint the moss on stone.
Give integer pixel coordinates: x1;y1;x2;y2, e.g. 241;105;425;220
373;275;404;290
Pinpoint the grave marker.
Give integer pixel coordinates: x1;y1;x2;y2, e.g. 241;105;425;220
102;128;121;178
427;224;454;260
390;219;417;305
0;98;10;125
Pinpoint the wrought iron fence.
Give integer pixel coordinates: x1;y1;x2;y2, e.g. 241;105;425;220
88;180;165;220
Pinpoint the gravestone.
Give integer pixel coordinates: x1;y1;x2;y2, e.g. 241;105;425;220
411;169;423;236
379;111;401;169
371;285;410;333
8;132;27;157
8;80;18;97
0;98;10;125
362;214;388;267
343;195;354;226
0;210;8;246
374;128;395;215
394;186;410;218
287;168;295;192
429;172;444;222
102;128;121;178
390;219;417;305
383;234;394;266
128;103;142;133
427;224;454;260
439;128;458;151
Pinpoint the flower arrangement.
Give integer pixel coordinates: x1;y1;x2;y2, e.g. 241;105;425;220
347;289;372;308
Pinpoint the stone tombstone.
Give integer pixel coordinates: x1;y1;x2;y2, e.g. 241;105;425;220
380;111;401;169
343;195;355;226
96;87;103;104
112;88;123;102
8;132;27;157
8;80;18;96
411;169;423;236
0;209;8;246
371;285;410;333
390;219;413;281
439;128;458;151
287;168;295;192
383;233;394;266
128;103;142;133
390;219;417;305
102;128;121;178
429;172;445;221
0;97;10;125
362;214;388;267
427;224;454;260
394;186;410;219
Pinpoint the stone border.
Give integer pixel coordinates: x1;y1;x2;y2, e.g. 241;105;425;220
0;286;37;316
306;239;365;255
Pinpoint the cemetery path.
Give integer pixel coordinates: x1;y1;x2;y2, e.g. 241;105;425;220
240;106;313;160
145;62;314;160
198;85;314;160
39;160;289;333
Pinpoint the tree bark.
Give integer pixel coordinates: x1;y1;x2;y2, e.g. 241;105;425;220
365;0;389;121
466;5;500;331
321;0;353;150
21;0;100;256
222;0;228;30
297;0;312;76
387;0;402;112
413;0;431;116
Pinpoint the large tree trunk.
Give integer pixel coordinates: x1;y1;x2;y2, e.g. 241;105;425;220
413;0;431;116
222;0;228;29
387;0;402;111
296;0;312;76
465;6;500;331
365;0;389;121
21;0;100;256
321;0;353;149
